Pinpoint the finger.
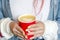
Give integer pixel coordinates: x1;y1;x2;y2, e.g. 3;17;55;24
15;24;23;32
13;28;23;35
14;27;26;39
26;27;44;32
30;34;42;39
15;25;25;36
28;24;37;29
27;24;43;29
26;24;38;31
28;30;44;35
14;32;24;39
13;29;24;38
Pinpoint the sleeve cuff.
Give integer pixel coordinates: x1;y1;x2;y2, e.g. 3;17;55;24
42;20;58;40
0;18;7;32
1;18;14;39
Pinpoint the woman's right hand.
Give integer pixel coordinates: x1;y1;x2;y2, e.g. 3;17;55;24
9;22;26;39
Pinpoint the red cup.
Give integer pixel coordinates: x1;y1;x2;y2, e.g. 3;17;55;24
18;14;36;40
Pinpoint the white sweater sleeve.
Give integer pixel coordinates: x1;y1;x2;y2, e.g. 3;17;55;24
42;20;58;40
0;18;14;39
0;18;6;32
0;20;1;32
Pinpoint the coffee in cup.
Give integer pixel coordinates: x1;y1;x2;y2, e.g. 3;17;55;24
18;14;36;40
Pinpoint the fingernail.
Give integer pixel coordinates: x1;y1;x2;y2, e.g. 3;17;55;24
27;33;30;35
26;29;28;31
30;38;32;39
26;30;30;33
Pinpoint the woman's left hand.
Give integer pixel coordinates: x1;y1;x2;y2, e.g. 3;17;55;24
26;21;45;39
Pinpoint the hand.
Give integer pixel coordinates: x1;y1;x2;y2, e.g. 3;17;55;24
26;21;45;39
9;22;26;39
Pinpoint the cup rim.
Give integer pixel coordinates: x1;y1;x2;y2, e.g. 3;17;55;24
18;14;36;23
